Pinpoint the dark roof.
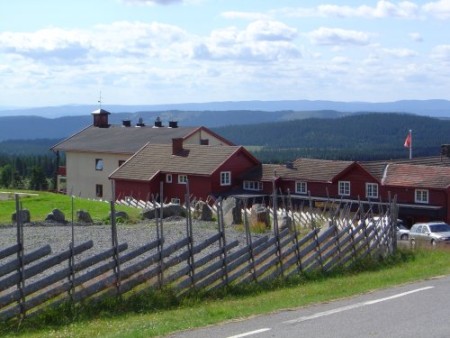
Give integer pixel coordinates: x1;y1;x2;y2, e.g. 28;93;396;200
242;158;354;182
110;144;256;181
382;163;450;189
51;125;202;154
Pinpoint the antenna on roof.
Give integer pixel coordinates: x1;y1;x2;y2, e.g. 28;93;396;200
98;91;102;109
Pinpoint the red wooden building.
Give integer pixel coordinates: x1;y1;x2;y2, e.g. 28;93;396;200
109;138;260;203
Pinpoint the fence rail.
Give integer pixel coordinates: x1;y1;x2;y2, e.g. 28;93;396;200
0;191;398;322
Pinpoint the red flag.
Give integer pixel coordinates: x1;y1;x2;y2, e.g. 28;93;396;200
404;133;411;148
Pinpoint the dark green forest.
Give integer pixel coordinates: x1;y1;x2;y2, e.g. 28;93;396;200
213;113;449;162
0;112;449;190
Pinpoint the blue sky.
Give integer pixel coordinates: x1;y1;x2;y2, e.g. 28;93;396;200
1;0;449;107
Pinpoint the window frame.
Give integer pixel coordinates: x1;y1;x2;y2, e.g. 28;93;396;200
166;174;173;183
338;181;350;196
365;183;379;199
95;158;104;171
178;174;187;184
243;180;263;191
415;189;429;204
295;181;307;195
220;171;231;186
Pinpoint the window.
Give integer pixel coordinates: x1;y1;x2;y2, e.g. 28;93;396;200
178;174;187;184
166;174;172;183
118;160;125;167
243;180;263;191
171;198;180;205
220;171;231;186
366;183;378;198
96;184;103;198
295;181;307;194
415;189;429;204
95;159;104;171
338;181;350;196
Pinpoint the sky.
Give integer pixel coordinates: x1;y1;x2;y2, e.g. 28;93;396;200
0;0;450;107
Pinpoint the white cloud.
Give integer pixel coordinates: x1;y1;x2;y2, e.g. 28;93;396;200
281;1;419;19
382;48;418;58
221;11;270;21
309;27;371;46
431;44;450;62
121;0;183;5
409;32;423;42
422;0;450;19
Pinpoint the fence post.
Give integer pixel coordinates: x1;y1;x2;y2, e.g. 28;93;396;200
156;181;165;287
68;195;76;303
217;198;229;286
15;194;26;321
242;198;257;282
110;200;121;296
287;189;302;274
272;178;284;277
185;180;195;287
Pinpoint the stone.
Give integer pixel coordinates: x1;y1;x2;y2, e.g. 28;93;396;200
250;204;270;229
194;201;213;221
77;210;93;224
45;209;66;223
12;209;31;223
141;204;186;220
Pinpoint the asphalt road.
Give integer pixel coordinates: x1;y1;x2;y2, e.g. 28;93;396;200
168;275;450;338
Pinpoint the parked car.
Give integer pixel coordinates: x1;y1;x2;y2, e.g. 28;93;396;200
396;224;410;240
409;222;450;247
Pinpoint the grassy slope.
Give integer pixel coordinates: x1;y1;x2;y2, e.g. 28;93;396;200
0;190;141;224
2;248;450;337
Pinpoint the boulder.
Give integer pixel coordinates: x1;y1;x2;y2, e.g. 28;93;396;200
222;197;242;225
194;201;213;221
250;204;270;229
141;204;186;220
45;209;66;223
77;210;93;224
280;214;293;231
12;209;31;223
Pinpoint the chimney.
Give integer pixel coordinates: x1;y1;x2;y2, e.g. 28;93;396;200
441;144;450;158
122;120;131;127
285;161;294;169
92;108;111;128
172;138;183;155
168;120;178;128
154;116;163;127
136;117;145;127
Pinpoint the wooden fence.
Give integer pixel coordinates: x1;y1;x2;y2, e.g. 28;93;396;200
0;192;398;322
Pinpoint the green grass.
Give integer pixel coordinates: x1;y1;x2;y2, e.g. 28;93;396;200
2;247;450;338
0;190;142;224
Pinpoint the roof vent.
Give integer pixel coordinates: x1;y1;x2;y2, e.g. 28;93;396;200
136;117;145;127
122;120;131;127
154;116;163;127
168;120;178;128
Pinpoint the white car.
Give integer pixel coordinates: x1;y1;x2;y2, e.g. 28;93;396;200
409;222;450;247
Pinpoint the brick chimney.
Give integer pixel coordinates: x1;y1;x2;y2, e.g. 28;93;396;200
172;138;183;155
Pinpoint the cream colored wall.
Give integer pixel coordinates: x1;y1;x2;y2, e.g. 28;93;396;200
64;129;228;200
65;152;130;200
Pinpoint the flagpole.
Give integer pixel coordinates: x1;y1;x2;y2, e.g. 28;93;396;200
409;129;412;160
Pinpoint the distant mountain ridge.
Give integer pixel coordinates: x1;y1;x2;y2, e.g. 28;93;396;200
1;99;450;118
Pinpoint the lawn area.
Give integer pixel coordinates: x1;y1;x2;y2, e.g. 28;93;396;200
1;247;450;338
0;190;142;224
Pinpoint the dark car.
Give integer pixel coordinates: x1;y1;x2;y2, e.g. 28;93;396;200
409;222;450;247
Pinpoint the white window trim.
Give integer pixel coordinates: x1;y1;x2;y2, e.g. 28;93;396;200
295;181;307;194
338;181;350;196
220;171;231;186
243;180;263;191
365;183;378;199
178;174;187;184
166;174;172;183
415;189;429;204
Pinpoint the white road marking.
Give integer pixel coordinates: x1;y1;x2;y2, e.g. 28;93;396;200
283;286;434;324
227;328;271;338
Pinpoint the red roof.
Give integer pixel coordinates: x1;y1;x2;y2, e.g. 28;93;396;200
382;164;450;189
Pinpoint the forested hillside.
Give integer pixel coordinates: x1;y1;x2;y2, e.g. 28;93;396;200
213;113;450;161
